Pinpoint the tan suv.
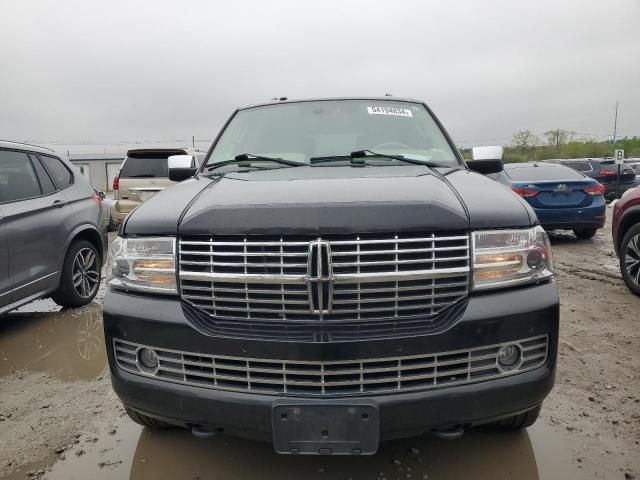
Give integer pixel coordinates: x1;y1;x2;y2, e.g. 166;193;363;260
112;148;202;226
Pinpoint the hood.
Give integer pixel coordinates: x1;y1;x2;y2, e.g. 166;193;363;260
123;166;535;236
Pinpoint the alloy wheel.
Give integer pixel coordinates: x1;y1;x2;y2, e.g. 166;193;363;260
72;248;100;298
625;233;640;286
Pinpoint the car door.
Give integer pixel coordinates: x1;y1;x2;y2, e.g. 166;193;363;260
0;149;71;304
0;204;9;310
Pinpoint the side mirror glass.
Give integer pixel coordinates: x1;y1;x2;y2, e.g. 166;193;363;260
467;146;504;174
168;155;197;182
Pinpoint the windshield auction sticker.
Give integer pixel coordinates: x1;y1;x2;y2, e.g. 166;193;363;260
367;106;413;117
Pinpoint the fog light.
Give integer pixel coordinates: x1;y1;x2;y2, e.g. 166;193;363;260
497;344;521;371
138;348;158;372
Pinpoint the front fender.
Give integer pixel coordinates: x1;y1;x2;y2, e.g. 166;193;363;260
615;204;640;254
59;224;106;272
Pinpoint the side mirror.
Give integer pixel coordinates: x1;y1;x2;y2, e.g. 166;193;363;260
168;155;197;182
467;146;504;174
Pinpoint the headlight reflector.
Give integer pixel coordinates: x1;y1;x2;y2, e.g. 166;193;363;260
107;236;177;294
473;226;553;290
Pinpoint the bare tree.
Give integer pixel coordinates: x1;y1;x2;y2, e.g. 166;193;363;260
511;130;539;154
544;129;571;150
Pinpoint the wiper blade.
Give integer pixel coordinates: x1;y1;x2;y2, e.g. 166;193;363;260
350;150;448;168
204;153;306;172
309;155;353;164
310;150;449;168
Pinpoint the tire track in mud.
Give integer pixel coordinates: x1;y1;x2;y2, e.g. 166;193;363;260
554;261;624;286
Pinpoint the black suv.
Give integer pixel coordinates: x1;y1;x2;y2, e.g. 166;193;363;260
104;98;559;455
1;141;107;315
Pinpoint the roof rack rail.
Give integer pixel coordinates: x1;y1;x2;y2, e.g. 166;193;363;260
0;139;56;153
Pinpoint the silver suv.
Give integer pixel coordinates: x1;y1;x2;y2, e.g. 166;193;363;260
111;148;203;226
0;141;108;315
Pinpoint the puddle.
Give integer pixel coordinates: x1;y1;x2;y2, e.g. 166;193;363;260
0;301;106;381
39;419;612;480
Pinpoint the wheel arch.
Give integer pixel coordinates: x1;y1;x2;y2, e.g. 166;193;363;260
61;224;105;271
617;206;640;251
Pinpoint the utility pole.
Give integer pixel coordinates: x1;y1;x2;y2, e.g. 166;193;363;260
192;135;195;149
613;101;620;199
612;101;619;144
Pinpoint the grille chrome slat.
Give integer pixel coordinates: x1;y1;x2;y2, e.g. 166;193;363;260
178;232;470;337
328;235;469;245
331;246;468;256
114;335;548;396
331;256;470;267
183;295;310;305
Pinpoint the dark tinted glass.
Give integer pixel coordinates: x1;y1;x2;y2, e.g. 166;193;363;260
0;150;42;202
120;155;171;178
561;161;592;172
29;155;56;194
506;164;584;181
40;155;72;188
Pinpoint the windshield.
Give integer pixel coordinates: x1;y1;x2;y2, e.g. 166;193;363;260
206;100;461;167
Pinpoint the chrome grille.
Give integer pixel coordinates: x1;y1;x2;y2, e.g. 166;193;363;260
178;232;470;329
114;335;548;396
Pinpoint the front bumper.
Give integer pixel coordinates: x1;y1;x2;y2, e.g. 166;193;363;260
104;281;559;442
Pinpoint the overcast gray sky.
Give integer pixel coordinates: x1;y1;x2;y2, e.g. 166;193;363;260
1;0;639;150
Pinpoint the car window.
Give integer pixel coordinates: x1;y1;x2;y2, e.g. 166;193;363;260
0;150;43;203
562;161;592;172
505;165;584;181
39;155;73;188
29;155;56;194
119;151;184;178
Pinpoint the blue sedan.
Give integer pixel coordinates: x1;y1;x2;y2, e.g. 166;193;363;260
489;162;606;239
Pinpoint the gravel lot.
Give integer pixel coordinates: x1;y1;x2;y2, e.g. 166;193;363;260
1;207;638;480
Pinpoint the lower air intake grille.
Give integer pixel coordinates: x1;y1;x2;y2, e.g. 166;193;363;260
114;335;548;397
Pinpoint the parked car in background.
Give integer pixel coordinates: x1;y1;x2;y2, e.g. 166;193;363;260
0;140;107;315
489;162;606;239
111;148;204;227
612;185;640;296
104;97;559;454
546;158;637;201
624;159;640;181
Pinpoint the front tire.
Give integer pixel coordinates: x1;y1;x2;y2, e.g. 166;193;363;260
619;223;640;296
487;405;541;431
573;228;597;240
51;240;101;308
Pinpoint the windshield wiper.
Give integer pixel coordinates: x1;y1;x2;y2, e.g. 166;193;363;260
204;153;306;172
310;150;449;168
350;150;449;168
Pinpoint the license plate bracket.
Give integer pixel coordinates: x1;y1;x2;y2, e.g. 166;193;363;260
272;401;379;455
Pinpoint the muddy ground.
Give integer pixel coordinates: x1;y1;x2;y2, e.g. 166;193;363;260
1;208;639;480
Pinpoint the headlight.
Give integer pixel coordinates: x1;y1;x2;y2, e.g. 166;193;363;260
472;226;553;290
107;236;177;294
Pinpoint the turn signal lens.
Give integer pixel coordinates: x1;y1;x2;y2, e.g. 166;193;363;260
473;226;554;290
107;237;177;294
